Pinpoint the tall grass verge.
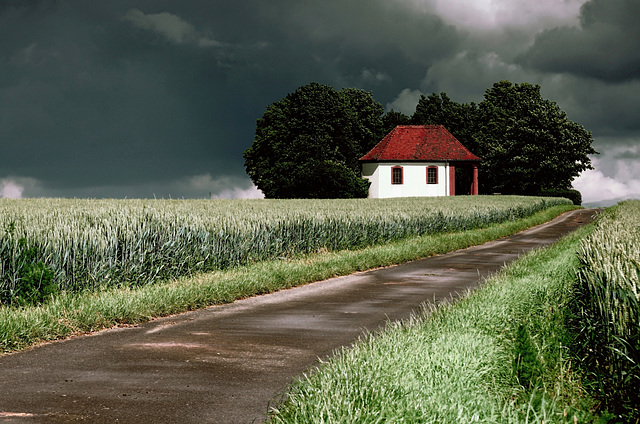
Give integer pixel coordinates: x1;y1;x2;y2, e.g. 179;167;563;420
0;204;575;354
268;218;601;423
572;200;640;421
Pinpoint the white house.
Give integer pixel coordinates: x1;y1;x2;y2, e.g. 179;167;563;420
359;125;481;198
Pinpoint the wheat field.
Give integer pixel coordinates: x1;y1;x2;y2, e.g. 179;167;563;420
0;196;569;302
575;200;640;415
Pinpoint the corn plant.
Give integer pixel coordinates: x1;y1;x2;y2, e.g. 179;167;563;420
0;196;570;304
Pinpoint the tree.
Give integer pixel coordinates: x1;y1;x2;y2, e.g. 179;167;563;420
411;92;478;147
410;83;597;196
382;109;410;136
243;82;384;198
474;81;597;195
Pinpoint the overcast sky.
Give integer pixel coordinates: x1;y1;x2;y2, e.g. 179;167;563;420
1;0;638;205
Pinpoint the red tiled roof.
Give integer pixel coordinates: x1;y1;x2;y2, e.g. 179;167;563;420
359;125;481;162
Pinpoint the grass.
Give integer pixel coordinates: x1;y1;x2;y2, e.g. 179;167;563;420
267;214;602;423
0;204;576;354
572;200;640;420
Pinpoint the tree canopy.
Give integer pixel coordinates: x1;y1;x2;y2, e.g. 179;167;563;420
243;82;384;198
412;81;597;195
411;92;477;146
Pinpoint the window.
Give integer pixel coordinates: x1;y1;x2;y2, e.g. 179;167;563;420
427;166;438;184
392;166;403;185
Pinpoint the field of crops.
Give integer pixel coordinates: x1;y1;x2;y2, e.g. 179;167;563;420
0;196;569;304
574;200;640;418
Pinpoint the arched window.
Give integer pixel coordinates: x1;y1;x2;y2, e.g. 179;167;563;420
391;166;403;185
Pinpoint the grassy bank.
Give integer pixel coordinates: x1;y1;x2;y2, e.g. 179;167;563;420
0;204;575;354
268;214;600;423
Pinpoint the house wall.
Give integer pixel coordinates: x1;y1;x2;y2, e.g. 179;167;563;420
361;162;450;198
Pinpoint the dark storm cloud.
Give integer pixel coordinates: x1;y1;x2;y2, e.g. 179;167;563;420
1;0;638;202
1;1;262;190
543;76;640;138
0;0;460;197
614;145;640;161
520;0;640;82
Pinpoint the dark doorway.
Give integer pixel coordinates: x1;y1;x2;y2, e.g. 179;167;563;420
455;166;473;195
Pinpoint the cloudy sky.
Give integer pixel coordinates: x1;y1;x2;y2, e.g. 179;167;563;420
1;0;638;205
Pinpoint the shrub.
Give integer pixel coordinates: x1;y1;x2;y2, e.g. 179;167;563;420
0;233;58;305
540;188;582;205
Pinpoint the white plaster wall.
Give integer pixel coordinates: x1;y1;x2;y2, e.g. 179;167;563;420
362;162;449;198
361;163;380;198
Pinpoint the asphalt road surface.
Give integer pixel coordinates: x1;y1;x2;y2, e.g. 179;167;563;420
0;208;599;423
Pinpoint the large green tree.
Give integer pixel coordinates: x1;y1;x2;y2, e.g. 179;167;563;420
474;81;597;195
411;81;597;195
243;83;384;198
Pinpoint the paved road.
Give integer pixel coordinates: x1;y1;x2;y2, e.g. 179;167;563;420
0;209;599;424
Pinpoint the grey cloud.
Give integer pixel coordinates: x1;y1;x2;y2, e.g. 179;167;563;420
123;8;226;48
386;89;424;115
16;173;261;199
543;77;640;136
269;0;459;63
124;9;197;45
420;50;542;103
519;0;640;82
611;141;640;161
616;151;640;161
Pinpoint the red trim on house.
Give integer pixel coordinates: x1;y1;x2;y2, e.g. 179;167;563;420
427;166;438;184
471;165;479;195
449;165;456;196
391;166;403;185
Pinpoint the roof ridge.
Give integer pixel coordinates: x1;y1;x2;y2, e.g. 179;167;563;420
396;124;442;126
